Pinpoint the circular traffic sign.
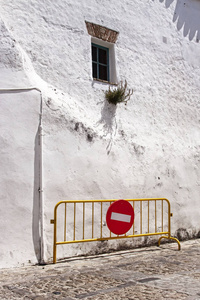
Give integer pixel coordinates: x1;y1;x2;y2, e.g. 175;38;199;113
106;199;134;235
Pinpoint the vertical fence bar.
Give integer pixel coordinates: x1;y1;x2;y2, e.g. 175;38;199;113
132;201;135;235
110;201;111;238
83;202;85;240
53;205;58;264
140;200;142;234
100;202;103;238
74;202;76;241
148;200;150;233
92;202;94;239
162;199;164;232
168;199;171;237
155;200;157;233
64;203;67;241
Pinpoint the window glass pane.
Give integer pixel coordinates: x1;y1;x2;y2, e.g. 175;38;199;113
99;65;107;81
92;62;97;78
99;48;107;65
92;45;97;62
92;43;109;81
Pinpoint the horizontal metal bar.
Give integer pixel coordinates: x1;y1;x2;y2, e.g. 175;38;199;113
60;198;168;202
54;198;169;209
56;231;169;245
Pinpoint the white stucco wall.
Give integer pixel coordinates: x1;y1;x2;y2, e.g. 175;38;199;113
0;0;200;267
0;91;41;268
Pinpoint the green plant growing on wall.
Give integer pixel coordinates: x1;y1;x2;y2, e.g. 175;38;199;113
105;80;133;105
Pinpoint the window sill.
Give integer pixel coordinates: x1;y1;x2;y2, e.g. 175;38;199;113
93;78;117;86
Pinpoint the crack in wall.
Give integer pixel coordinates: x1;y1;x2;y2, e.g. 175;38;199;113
42;16;84;34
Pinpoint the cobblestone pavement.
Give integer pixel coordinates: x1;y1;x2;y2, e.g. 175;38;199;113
0;239;200;299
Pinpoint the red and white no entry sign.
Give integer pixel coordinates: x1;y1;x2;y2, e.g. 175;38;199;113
106;199;134;235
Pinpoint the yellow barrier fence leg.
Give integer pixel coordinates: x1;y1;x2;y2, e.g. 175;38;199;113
158;235;181;250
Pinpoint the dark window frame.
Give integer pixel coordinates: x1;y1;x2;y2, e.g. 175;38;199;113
92;43;110;82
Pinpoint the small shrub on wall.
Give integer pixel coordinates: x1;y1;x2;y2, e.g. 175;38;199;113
105;80;133;105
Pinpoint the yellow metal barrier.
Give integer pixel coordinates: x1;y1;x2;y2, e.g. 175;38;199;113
50;198;181;264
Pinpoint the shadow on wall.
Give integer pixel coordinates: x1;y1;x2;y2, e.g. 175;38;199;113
32;128;41;263
97;101;117;154
160;0;200;42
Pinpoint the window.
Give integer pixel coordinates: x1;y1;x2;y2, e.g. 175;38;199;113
85;21;119;84
92;43;109;82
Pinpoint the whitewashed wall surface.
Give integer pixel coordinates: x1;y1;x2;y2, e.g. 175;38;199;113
0;0;200;268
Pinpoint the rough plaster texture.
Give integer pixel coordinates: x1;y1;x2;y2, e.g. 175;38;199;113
0;0;200;267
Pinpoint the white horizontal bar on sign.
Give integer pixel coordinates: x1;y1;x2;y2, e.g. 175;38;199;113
111;212;131;223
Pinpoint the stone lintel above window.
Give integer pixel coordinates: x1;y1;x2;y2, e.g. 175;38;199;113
85;21;119;43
